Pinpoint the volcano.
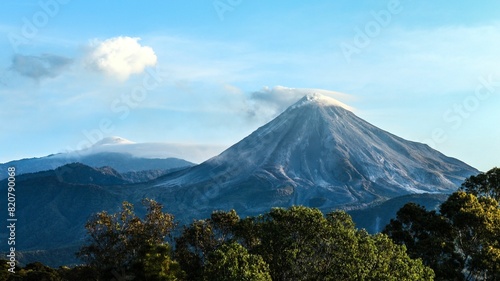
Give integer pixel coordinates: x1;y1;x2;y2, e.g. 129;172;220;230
148;94;477;217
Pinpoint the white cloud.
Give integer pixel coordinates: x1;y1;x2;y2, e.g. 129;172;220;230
86;36;157;81
246;86;355;121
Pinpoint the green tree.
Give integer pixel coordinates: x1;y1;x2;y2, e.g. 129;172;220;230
0;262;63;281
204;242;271;281
250;206;338;280
0;259;12;281
241;206;433;281
175;206;433;281
175;210;239;280
440;191;500;280
384;203;463;280
77;199;179;280
385;168;500;281
361;233;435;280
461;167;500;201
57;265;99;281
133;244;186;281
324;211;434;281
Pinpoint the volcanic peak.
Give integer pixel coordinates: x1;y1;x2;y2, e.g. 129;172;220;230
292;93;353;111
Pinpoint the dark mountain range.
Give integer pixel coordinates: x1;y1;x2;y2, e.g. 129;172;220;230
1;164;127;259
0;141;194;180
18;163;129;185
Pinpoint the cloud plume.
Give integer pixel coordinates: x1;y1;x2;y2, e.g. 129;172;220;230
10;54;72;80
86;36;157;81
245;86;354;120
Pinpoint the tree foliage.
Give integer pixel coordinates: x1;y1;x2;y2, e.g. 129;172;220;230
441;192;500;280
176;206;434;281
132;244;186;281
383;203;463;279
461;167;500;201
0;262;61;281
249;206;334;280
204;242;271;281
385;167;500;281
76;198;183;280
5;201;438;280
244;207;433;281
174;210;239;280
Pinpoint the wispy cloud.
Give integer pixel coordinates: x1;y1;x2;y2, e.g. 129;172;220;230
85;36;157;81
10;54;72;80
245;86;354;121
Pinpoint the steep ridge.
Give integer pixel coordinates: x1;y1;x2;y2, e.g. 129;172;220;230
149;94;477;218
17;163;129;185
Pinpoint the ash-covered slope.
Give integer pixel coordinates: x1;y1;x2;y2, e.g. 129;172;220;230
151;94;477;217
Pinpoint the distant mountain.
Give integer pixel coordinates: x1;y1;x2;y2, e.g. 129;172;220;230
146;94;477;219
93;136;135;146
70;136;227;163
0;137;197;180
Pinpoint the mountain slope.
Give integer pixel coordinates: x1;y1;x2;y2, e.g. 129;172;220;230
149;94;477;218
0;163;131;252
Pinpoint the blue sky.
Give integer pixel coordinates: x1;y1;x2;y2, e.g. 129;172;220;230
0;1;499;171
